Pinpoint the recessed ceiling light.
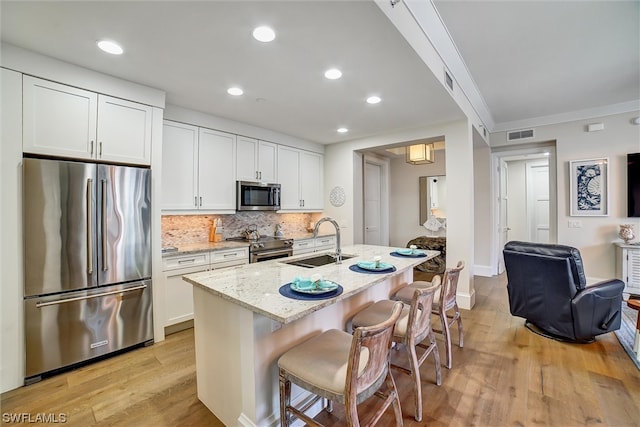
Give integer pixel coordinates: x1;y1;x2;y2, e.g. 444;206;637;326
96;40;123;55
366;96;381;104
337;127;348;133
253;26;276;42
227;87;244;96
324;68;342;80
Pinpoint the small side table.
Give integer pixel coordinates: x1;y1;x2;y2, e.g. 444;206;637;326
628;298;640;363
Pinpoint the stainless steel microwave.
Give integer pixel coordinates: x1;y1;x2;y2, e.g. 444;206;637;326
236;181;281;211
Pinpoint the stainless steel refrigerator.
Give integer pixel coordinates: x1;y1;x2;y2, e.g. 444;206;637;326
23;157;153;383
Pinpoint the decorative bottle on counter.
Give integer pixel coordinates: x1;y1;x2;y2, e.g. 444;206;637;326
618;224;635;244
209;220;216;242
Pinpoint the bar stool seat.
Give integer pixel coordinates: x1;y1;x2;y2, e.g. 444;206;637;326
278;302;404;427
351;281;441;422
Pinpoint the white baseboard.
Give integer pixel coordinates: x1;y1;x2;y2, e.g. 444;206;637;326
474;264;494;277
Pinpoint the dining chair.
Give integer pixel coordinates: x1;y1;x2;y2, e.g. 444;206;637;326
277;301;404;426
394;261;465;369
351;280;441;422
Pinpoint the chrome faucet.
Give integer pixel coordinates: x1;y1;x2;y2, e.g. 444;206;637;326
313;217;342;264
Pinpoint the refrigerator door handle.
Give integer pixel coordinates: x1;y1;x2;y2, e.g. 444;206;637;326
86;178;94;274
101;179;108;272
35;284;148;308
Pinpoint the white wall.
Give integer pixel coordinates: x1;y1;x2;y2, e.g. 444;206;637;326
491;111;640;280
389;148;446;247
473;141;492;276
324;119;477;309
1;68;24;393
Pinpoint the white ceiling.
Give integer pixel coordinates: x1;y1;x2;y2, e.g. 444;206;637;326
433;0;640;130
1;1;638;145
0;0;463;144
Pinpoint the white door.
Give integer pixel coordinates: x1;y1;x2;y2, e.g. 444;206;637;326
364;161;382;245
526;161;550;243
498;159;509;274
299;151;323;210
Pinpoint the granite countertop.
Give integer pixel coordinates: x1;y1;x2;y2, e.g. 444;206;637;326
182;244;439;324
162;233;337;257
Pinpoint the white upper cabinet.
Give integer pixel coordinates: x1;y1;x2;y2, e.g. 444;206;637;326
236;136;277;183
161;121;236;212
277;145;323;211
96;95;152;165
23;76;97;160
23;76;152;165
161;121;198;210
198;128;236;211
299;150;323;210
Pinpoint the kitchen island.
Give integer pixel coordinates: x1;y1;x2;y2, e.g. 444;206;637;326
183;244;438;427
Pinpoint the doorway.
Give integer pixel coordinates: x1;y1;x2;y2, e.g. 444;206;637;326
493;144;557;274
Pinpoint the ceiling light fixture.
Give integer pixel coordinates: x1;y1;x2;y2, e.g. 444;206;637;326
227;87;244;96
337;127;348;133
252;26;276;42
324;68;342;80
96;40;123;55
406;143;434;165
366;96;381;104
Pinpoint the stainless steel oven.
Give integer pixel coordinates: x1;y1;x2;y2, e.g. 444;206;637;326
251;247;292;263
249;237;293;263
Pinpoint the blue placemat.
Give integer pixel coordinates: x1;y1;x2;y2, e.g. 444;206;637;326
389;251;428;258
349;264;397;274
279;283;343;300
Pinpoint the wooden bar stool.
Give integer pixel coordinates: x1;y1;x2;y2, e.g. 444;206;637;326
394;261;465;369
278;301;404;427
351;281;442;422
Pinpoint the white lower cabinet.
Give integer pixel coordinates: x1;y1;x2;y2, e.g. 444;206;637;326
163;252;210;327
616;243;640;295
293;238;314;256
314;235;336;253
292;235;337;256
162;247;248;329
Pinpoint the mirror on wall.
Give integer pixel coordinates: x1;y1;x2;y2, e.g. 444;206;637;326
419;175;447;224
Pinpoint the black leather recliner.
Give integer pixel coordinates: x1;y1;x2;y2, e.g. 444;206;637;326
503;241;624;342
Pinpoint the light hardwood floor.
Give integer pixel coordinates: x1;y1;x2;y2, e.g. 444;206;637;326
2;274;639;426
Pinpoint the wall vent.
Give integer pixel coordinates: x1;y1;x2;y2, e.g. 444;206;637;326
444;69;454;92
507;128;535;141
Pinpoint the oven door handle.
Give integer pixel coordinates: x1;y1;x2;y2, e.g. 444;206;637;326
253;248;292;260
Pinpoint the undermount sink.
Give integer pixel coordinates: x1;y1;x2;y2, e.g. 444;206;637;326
283;253;356;268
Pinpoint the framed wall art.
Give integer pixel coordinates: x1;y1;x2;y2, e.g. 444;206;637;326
569;158;608;216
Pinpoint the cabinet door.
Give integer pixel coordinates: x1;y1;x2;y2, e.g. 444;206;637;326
258;141;278;183
299;151;323;210
293;238;314;255
97;95;152;165
236;136;259;181
198;128;236;211
277;145;301;210
161;121;199;210
23;76;97;160
627;249;640;293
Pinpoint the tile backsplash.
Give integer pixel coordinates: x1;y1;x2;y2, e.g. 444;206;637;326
162;212;323;246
